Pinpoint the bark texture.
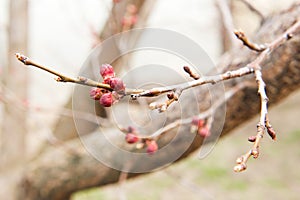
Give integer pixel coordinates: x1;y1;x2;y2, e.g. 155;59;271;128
20;4;300;200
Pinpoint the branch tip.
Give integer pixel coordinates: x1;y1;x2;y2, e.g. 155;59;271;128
15;53;29;64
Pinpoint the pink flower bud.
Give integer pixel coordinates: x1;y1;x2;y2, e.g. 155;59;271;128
109;77;125;94
146;140;158;155
198;125;210;137
99;93;114;107
198;119;205;128
100;64;115;79
125;133;139;144
89;88;103;100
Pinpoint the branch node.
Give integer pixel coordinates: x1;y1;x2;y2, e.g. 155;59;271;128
286;33;293;40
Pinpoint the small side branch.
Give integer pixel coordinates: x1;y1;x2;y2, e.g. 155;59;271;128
15;53;113;90
234;30;267;52
131;65;254;111
234;69;268;172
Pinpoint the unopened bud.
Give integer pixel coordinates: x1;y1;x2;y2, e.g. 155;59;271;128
167;92;174;99
267;126;276;140
109;77;125;94
234;163;247;172
99;93;115;107
236;157;244;164
125;133;139;144
90;88;104;100
198;125;210;137
149;102;158;110
100;64;115;79
248;135;256;142
159;105;167;112
252;149;259;159
146;140;158;155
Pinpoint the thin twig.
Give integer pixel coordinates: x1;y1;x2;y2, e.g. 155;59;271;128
234;30;267;52
15;53;113;90
234;20;300;172
141;84;245;140
131;66;254;98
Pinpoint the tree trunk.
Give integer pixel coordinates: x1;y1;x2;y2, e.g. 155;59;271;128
19;3;300;200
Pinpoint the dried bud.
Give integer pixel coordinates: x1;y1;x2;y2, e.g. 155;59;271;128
89;88;104;100
236;157;244;164
149;102;158;110
109;77;125;94
159;104;167;112
248;135;256;142
167;92;174;99
233;163;247;172
146;140;158;155
198;125;210;137
267;126;276;140
252;149;259;159
125;133;139;144
99;93;115;107
100;64;115;79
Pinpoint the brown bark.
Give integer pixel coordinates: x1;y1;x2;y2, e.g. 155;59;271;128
19;4;300;200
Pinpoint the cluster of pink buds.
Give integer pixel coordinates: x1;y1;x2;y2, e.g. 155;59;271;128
123;126;159;155
191;116;211;137
90;64;125;107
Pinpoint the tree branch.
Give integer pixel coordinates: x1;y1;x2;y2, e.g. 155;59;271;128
17;4;300;199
